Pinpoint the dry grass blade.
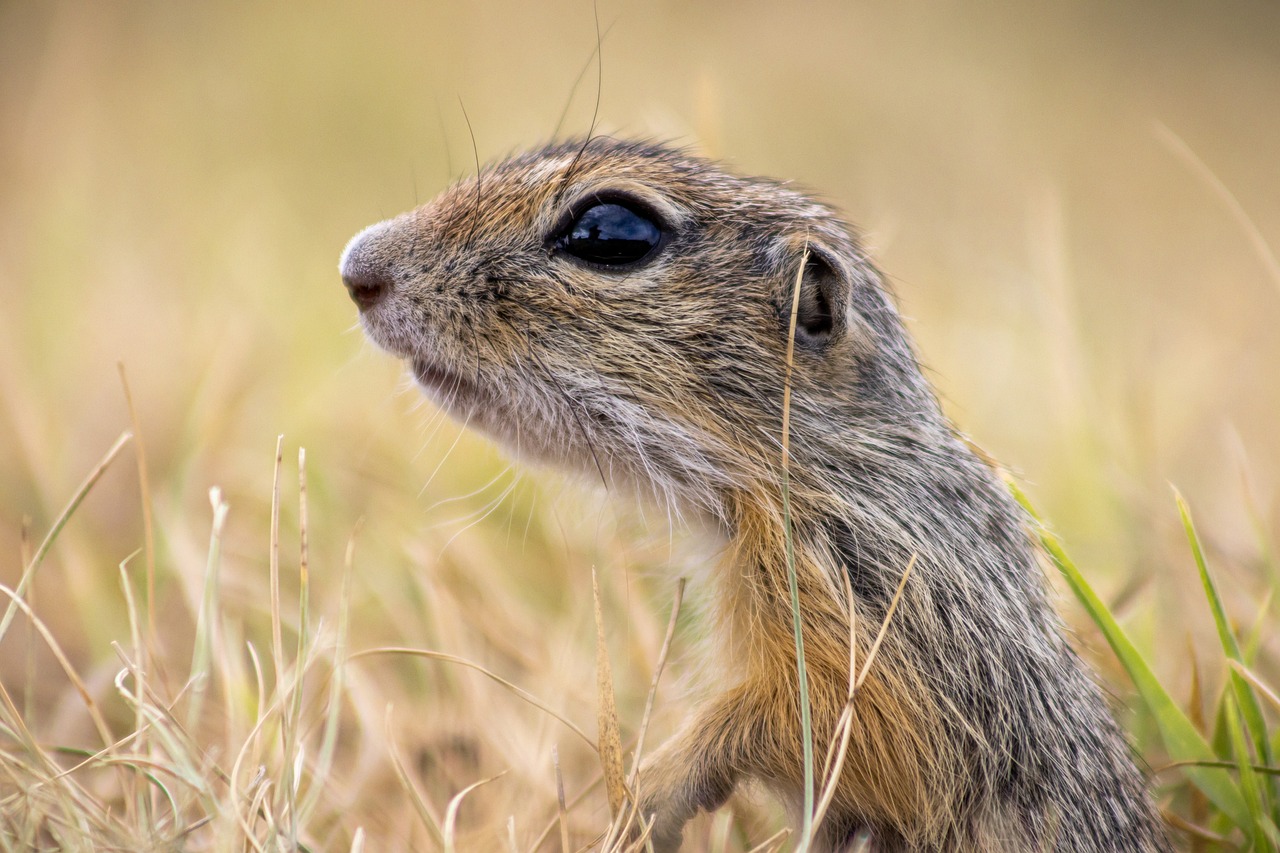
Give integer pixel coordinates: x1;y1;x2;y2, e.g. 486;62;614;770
296;450;310;690
116;363;156;648
628;578;685;787
385;707;445;846
299;520;358;826
1229;660;1280;715
608;579;685;850
555;744;572;853
1155;122;1280;294
781;245;808;453
530;766;605;852
244;776;273;853
0;674;58;780
599;795;638;852
349;647;595;748
709;811;733;853
0;583;114;751
855;553;915;689
744;827;791;853
187;489;229;735
615;813;654;852
592;567;628;819
813;554;914;833
1163;811;1232;844
19;517;34;721
443;771;507;853
228;679;277;849
0;429;132;641
109;648;213;805
283;446;309;849
811;566;857;833
117;551;145;826
269;435;285;699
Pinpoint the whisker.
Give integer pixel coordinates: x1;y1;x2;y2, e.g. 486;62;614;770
434;95;454;182
551;0;604;208
416;374;475;498
459;98;484;253
435;475;521;557
551;11;617;141
423;463;516;515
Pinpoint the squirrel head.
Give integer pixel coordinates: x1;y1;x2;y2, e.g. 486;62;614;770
341;138;925;523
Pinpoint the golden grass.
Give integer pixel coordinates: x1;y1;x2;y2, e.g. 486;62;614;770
0;425;687;850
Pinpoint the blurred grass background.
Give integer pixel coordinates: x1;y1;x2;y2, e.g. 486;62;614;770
0;1;1277;849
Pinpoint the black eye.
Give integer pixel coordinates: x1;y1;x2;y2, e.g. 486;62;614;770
554;201;664;267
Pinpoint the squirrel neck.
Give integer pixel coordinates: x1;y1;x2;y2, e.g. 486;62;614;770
711;413;1055;677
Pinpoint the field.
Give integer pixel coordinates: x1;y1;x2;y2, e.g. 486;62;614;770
1;2;1278;850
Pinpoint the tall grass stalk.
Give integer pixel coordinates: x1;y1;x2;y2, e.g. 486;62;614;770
782;247;815;848
187;489;228;735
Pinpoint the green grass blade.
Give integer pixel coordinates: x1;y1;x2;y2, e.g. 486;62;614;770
783;249;815;848
1244;592;1274;668
782;469;814;848
1224;695;1277;849
1010;482;1252;830
1177;491;1277;816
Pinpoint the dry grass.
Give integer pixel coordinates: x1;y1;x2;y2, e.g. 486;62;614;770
2;2;1278;850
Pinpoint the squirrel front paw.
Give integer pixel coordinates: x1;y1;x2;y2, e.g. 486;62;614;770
626;793;685;853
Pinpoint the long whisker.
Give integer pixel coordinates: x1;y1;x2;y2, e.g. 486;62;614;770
436;474;521;556
551;13;617;141
459;98;484;253
416;371;475;498
434;95;455;182
551;0;604;208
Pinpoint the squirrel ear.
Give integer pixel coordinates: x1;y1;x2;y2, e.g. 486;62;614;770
789;245;850;348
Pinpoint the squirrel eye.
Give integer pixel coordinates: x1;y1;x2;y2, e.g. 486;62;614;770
554;201;663;267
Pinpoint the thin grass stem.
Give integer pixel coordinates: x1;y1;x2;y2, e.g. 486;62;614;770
782;246;815;847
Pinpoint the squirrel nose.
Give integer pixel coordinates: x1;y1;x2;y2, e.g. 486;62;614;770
340;224;394;311
342;267;391;310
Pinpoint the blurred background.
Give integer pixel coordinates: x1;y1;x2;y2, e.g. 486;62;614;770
1;1;1277;848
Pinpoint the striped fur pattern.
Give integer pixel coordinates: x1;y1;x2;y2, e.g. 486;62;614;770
341;138;1171;851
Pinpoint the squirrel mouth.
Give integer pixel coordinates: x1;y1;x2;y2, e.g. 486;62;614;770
411;359;486;409
413;359;463;393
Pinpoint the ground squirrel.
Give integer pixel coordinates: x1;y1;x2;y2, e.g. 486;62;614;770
340;138;1171;851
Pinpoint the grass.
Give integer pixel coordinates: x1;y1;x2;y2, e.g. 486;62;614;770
782;247;817;848
0;408;721;850
3;371;1276;850
1017;481;1280;848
